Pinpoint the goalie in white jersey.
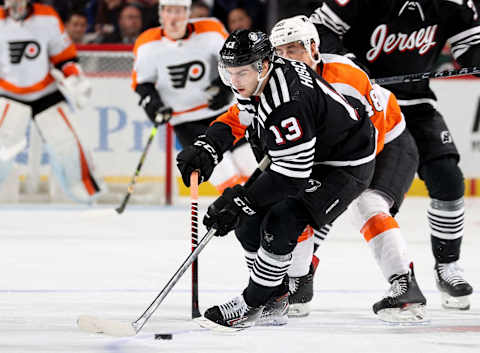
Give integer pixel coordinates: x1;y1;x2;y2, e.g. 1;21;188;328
0;0;103;203
132;0;257;191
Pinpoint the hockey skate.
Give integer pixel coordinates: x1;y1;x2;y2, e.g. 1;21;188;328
435;261;473;310
195;295;264;332
288;256;319;317
373;263;427;323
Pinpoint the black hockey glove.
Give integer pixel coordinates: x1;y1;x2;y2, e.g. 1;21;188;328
176;135;222;187
136;83;173;125
203;185;257;236
205;77;233;110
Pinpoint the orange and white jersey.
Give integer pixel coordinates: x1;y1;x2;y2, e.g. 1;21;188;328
132;18;230;126
319;54;405;154
0;4;76;102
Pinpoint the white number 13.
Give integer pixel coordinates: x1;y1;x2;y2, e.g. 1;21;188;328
269;117;303;145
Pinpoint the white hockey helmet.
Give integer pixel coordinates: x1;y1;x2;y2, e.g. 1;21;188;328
159;0;192;7
270;15;321;64
4;0;31;21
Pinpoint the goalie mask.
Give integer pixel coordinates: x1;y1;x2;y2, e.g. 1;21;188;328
270;15;321;66
219;29;274;97
5;0;31;21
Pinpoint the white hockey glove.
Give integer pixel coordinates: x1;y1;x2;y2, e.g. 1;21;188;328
51;68;92;110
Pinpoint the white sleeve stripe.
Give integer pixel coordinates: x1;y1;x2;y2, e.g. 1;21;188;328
273;160;314;169
451;40;480;59
269;79;282;108
260;94;272;114
331;82;374;117
450;33;480;47
271;164;312;178
316;79;358;121
448;26;480;45
318;3;351;34
268;137;317;157
275;68;290;103
272;154;315;164
271;149;315;161
319;13;347;35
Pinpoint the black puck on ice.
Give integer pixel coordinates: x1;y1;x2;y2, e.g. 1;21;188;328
154;333;173;340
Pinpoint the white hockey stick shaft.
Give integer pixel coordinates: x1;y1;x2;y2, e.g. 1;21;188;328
373;66;480;85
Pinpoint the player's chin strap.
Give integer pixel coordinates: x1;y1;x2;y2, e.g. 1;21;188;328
252;61;274;96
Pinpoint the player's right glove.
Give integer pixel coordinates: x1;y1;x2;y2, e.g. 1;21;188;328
203;185;257;236
176;135;222;187
135;83;173;125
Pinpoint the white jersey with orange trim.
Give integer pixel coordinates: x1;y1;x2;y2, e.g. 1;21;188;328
319;54;405;153
0;4;76;102
132;18;231;126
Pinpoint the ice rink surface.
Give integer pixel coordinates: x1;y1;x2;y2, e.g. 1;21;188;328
1;197;479;353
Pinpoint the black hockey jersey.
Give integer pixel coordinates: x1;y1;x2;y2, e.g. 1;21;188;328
206;57;376;207
311;0;480;104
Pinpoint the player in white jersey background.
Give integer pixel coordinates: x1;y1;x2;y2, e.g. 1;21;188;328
132;0;257;192
0;0;103;203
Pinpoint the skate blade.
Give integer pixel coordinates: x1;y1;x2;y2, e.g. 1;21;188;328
376;303;429;324
440;292;471;310
193;316;245;332
77;315;136;337
288;303;311;317
256;314;288;326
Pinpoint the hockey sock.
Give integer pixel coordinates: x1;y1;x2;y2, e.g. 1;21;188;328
313;223;331;253
429;198;464;263
361;213;410;280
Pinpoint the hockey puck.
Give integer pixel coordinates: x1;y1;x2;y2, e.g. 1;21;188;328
154;333;173;340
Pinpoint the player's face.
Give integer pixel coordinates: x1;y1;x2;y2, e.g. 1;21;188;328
5;0;29;21
160;5;189;39
275;42;315;69
226;65;261;98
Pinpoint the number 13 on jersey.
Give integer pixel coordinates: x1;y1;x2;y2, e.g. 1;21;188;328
269;117;303;145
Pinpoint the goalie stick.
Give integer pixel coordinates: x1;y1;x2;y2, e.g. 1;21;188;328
77;155;271;337
373;66;480;85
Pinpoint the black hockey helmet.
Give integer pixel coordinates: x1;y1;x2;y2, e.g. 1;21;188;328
219;29;274;68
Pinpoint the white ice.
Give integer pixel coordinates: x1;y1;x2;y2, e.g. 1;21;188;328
1;197;479;353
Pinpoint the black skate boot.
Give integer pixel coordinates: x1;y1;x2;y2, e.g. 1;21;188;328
288;257;318;317
373;263;427;323
196;295;264;331
257;276;289;326
435;261;473;310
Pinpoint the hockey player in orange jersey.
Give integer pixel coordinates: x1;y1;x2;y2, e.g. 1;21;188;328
132;0;257;192
268;16;426;322
0;0;103;203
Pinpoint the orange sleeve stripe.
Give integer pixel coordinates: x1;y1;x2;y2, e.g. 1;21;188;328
131;70;138;90
361;213;399;242
193;18;229;39
133;27;162;56
50;44;77;65
0;8;6;19
297;225;313;242
215;175;245;193
32;4;65;31
322;62;371;94
0;75;55;94
212;104;247;144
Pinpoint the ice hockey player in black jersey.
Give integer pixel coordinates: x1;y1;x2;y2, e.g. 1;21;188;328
176;29;377;330
310;0;477;310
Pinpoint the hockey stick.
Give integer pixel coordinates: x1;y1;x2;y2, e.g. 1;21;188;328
190;171;201;318
373;66;480;86
115;124;160;214
77;155;271;337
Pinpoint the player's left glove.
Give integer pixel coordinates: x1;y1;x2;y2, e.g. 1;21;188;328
205;77;233;110
203;185;257;237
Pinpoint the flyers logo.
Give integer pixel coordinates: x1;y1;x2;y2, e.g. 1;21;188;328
167;60;205;88
9;41;41;64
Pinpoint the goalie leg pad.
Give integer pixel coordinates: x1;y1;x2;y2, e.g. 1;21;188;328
35;102;103;203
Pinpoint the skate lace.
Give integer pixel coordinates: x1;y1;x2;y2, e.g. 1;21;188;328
218;296;247;320
387;275;409;298
289;277;300;295
437;262;467;286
